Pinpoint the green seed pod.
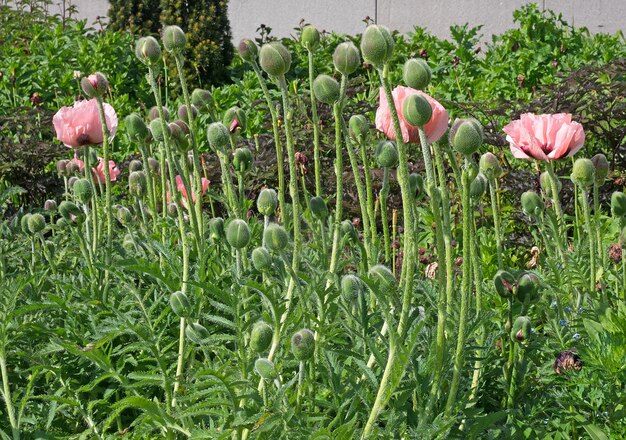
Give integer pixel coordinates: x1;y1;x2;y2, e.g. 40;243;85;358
368;264;396;291
185;322;211;344
80;72;108;98
341;274;364;301
59;201;81;221
226;219;251;249
191;88;214;112
129;171;148;197
44;199;57;212
170;291;192;318
409;173;424;199
375;141;398;168
479;152;501;181
570;158;594;188
73;178;93;204
612;192;626;218
301;24;320;50
149;118;169;143
233;147;253;174
360;24;394;66
20;213;31;234
312;74;340;104
449;118;483;155
349;114;369;143
252;246;272;271
237;38;258;63
209;217;225;240
402;93;432;127
510;316;532;343
333;41;360;75
402;58;431;90
28;213;45;234
254;358;277;381
207;122;230;152
591;154;609;184
264;223;289;253
521;191;544;218
539;171;561;198
493;269;516;299
259;41;291;77
162;25;186;53
117;207;133;225
516;272;540;304
291;329;315;361
250;321;273;353
129;159;143;172
257;188;278;216
223;106;247;133
470;173;488;199
310;196;329;219
341;219;357;240
148;106;169;122
135;36;161;65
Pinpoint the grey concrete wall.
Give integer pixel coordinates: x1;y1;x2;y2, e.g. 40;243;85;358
50;0;625;43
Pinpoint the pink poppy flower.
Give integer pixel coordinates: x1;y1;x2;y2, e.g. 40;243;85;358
69;153;84;171
168;175;210;205
375;86;448;144
503;113;585;161
93;158;120;184
53;99;118;148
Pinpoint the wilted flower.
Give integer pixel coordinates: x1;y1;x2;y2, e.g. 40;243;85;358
53;99;118;148
503;113;585;161
554;350;582;374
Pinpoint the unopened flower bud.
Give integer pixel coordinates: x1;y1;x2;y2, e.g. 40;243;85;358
232;147;253;173
349;115;369;143
80;72;108;98
591;153;609;184
20;213;31;234
226;219;251;249
59;201;81;221
73;178;93;204
409;173;424;199
510;316;532;343
149;106;169;122
341;219;357;240
257;188;278;216
191;88;214;112
291;329;315;361
209;217;225;240
128;160;142;172
449;118;483;155
129;171;148;197
570;158;594;188
178;104;198;121
310;196;329;219
250;321;273;353
162;25;186;53
517;272;540;304
237;38;258;63
167;203;178;218
521;191;544;217
185;322;210;344
539;171;560;198
259;41;291;77
402;93;432;127
66;162;80;175
168;122;189;151
341;274;364;301
494;269;516;298
252;246;272;271
135;36;162;65
57;159;68;176
255;358;277;380
170;291;192;318
360;25;394;66
264;223;289;252
117;206;133;225
312;74;340;104
149;118;170;142
333;41;360;75
611;191;626;218
125;112;150;144
375;141;398;168
479;152;501;181
207;122;230;152
44;199;57;211
470;173;488;199
28;213;46;234
148;157;159;173
403;58;431;90
301;24;320;50
368;264;396;291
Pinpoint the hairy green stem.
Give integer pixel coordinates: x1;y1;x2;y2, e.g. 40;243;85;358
581;188;596;293
0;352;19;440
380;167;391;263
307;49;322;197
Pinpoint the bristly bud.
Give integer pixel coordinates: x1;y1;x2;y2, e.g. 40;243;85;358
178;104;198;122
135;36;162;65
333;41;360;76
56;159;68;176
479;152;502;181
191;88;214;112
570;158;595;188
612;191;626;218
252;246;272;271
341;219;357;240
403;58;431;90
148;157;159;173
301;24;320;51
312;74;340;104
149;118;170;142
310;196;329;219
162;25;187;53
257;188;278;216
493;269;516;298
20;213;31;234
521;190;544;218
449;118;483;155
67;176;78;188
148;106;169;122
80;72;108;98
185;322;210;344
129;171;148;197
168;122;189;152
226;219;251;249
341;274;364;301
117;207;133;225
402;93;432;127
516;272;540;304
207;122;230;153
368;264;397;291
409;173;424;199
255;358;277;381
540;171;561;198
44;199;57;211
73;178;93;204
208;217;225;240
28;213;46;234
591;153;609;184
510;316;532;343
470;172;488;199
259;41;291;77
59;201;81;221
375;141;398;168
223;106;247;133
129;160;143;172
250;321;273;353
360;25;394;66
291;329;315;361
237;38;258;63
125;113;151;144
170;291;192;318
349;115;369;143
233;147;253;174
167;203;178;218
264;223;289;253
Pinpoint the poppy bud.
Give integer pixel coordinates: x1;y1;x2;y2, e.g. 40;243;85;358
349;115;369;143
403;58;431;90
494;269;516;298
250;321;273;353
81;72;108;98
135;36;161;65
259;41;291;77
170;291;192;318
375;141;398;168
148;157;159;173
66;162;80;175
129;171;147;197
149;106;169;122
207;122;230;152
209;217;225;240
167;203;178;218
570;158;594;188
612;192;626;218
168;122;189;152
470;173;488;199
312;74;340;104
291;329;315;361
59;201;81;221
44;199;57;211
255;358;277;381
510;316;532;343
368;264;396;291
341;274;364;301
185;322;210;344
301;24;320;50
449;118;483;155
402;93;432;127
333;42;360;76
540;171;560;198
129;160;143;172
20;214;31;234
233;147;253;174
521;191;544;218
591;153;609;184
409;173;424;199
28;213;46;234
226;219;251;249
67;176;78;189
149;118;170;143
191;88;214;112
178;104;198;121
252;246;272;271
223;106;247;133
162;25;186;53
73;178;93;204
117;207;133;225
360;25;394;66
257;188;278;216
517;272;540;304
264;223;289;253
57;159;68;176
479;152;501;181
341;219;357;240
237;38;258;63
310;196;329;219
